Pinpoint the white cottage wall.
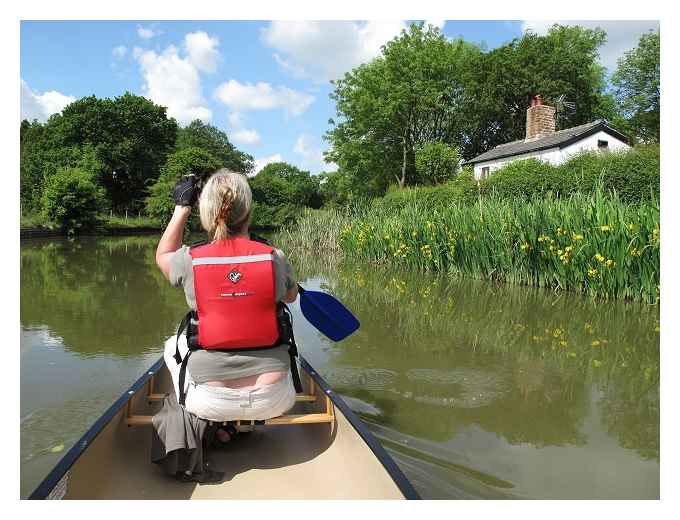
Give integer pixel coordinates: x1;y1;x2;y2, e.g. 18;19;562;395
473;147;560;180
473;131;630;181
560;130;630;158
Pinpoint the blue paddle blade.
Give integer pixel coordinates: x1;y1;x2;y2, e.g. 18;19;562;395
299;288;360;342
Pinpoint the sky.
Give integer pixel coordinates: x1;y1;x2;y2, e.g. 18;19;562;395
20;20;659;176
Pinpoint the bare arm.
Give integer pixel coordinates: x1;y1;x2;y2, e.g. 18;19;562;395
156;206;192;280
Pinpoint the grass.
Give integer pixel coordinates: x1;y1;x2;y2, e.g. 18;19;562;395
281;188;660;303
271;203;369;258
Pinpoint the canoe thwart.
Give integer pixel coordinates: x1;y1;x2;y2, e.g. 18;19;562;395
126;412;334;427
146;393;317;403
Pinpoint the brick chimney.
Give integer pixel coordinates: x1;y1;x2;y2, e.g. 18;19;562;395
525;94;556;141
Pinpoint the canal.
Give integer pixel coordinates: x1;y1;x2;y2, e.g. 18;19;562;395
20;235;659;499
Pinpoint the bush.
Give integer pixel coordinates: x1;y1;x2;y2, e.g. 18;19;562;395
480;145;659;203
373;171;478;213
41;167;106;234
249;162;322;228
414;142;461;184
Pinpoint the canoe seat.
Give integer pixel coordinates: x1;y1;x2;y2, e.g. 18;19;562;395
127;373;334;427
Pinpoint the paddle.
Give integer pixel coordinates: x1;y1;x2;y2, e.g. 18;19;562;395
297;284;360;341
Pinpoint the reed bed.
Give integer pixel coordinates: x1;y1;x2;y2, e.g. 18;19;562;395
272;206;354;258
338;189;660;303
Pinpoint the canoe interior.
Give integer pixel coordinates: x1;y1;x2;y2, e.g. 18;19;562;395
38;357;414;500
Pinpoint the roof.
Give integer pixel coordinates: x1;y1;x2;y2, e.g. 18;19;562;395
464;120;630;165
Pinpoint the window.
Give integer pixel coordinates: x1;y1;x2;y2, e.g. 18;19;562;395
597;139;609;149
481;166;490;179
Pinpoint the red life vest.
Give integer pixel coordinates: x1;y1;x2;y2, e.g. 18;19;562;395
190;237;279;349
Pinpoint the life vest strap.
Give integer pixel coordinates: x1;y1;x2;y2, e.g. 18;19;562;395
174;305;303;407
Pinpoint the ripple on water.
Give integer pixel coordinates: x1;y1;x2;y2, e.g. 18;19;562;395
321;366;397;390
403;367;511;409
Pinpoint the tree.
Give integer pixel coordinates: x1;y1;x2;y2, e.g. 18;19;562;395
41;167;106;234
414;142;461;185
21;117;107;213
611;30;660;143
249;162;322;228
318;169;355;207
47;93;178;211
462;24;612;159
145;147;223;224
176;120;255;173
326;23;481;193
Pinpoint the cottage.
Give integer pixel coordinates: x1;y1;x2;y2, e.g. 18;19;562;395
464;95;630;181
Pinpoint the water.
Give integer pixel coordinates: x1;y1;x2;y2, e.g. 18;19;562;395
20;236;659;499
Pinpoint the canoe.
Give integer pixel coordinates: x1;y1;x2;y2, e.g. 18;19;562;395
29;355;420;500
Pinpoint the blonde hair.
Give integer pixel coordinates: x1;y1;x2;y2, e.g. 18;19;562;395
199;169;252;241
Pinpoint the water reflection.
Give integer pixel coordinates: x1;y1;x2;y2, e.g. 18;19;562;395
21;236;187;357
20;237;660;499
291;255;659;498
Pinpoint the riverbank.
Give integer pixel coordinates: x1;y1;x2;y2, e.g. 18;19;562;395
20;214;278;239
274;189;660;303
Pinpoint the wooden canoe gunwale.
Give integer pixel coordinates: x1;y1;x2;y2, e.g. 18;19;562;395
29;355;420;500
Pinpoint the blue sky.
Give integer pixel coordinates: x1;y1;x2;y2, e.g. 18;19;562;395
20;20;659;175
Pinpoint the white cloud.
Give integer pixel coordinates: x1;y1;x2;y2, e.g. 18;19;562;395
521;20;659;70
137;24;160;40
21;79;75;122
231;129;261;146
135;45;212;125
184;31;220;73
112;45;127;59
293;134;337;174
253;154;283;175
272;53;307;79
227;112;243;127
214;79;314;117
261;21;407;82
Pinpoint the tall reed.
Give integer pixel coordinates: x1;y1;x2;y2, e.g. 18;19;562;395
338;189;660;303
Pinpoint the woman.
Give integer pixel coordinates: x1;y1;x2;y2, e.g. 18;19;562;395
151;169;299;482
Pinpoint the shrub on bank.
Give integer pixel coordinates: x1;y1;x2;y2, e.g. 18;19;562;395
41;167;106;235
481;145;660;203
374;145;659;210
374;171;478;213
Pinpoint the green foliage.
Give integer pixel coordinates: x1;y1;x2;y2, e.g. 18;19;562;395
176;119;254;173
378;146;659;210
318;169;358;207
612;30;660;143
46;93;178;211
326;22;617;197
373;172;478;214
249;162;322;228
414;142;461;184
465;25;611;157
338;189;660;303
326;23;481;193
41;167;106;234
481;146;660;204
144;147;223;224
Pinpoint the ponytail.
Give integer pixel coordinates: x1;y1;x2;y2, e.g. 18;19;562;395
199;169;252;241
